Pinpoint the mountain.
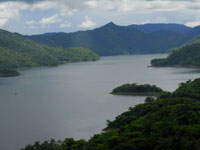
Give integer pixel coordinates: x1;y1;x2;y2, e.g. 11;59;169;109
129;23;191;33
0;29;99;77
151;30;200;67
28;22;194;56
151;42;200;67
176;33;200;49
184;25;200;41
188;34;200;44
2;22;200;76
21;78;200;150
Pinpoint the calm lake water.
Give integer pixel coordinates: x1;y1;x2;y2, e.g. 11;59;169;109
1;54;200;150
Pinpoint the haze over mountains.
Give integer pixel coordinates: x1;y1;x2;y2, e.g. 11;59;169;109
28;22;200;56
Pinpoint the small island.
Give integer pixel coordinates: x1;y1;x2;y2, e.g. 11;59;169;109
111;83;163;96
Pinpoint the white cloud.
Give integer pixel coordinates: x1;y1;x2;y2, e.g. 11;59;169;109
60;6;77;17
39;14;62;25
139;17;168;24
84;0;199;13
26;20;36;25
31;1;77;17
29;25;38;29
78;16;96;28
31;1;57;11
84;1;98;7
185;20;200;27
26;20;39;29
0;19;7;27
84;0;116;11
59;22;71;28
26;15;72;29
0;1;29;27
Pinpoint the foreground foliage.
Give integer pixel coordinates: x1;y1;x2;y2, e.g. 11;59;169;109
0;29;99;77
21;78;200;150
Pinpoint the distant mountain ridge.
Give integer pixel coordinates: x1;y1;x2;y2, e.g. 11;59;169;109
27;22;200;56
129;23;191;33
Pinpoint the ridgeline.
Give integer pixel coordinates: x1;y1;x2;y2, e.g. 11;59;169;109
28;23;200;56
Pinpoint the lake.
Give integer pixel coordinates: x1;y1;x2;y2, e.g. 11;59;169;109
1;54;200;150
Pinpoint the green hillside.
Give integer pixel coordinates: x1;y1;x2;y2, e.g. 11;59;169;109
0;29;99;77
151;41;200;67
21;78;200;150
151;31;200;68
186;35;200;45
168;33;200;53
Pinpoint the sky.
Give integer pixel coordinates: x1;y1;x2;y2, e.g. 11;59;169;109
0;0;200;35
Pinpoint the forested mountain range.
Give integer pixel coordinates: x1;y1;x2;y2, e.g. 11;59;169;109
27;22;200;56
2;22;200;76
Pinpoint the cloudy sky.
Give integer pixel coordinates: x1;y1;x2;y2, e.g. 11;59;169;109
0;0;200;35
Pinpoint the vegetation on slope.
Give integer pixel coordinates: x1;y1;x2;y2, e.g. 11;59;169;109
111;83;163;96
0;29;99;77
50;47;100;62
184;34;200;45
21;78;200;150
151;43;200;67
151;30;200;67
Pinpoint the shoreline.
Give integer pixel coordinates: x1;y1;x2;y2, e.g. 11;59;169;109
0;72;20;77
151;64;200;69
110;92;161;96
0;58;100;78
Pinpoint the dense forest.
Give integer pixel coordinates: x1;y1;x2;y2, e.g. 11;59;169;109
21;78;200;150
28;23;200;56
0;29;99;77
111;83;163;96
